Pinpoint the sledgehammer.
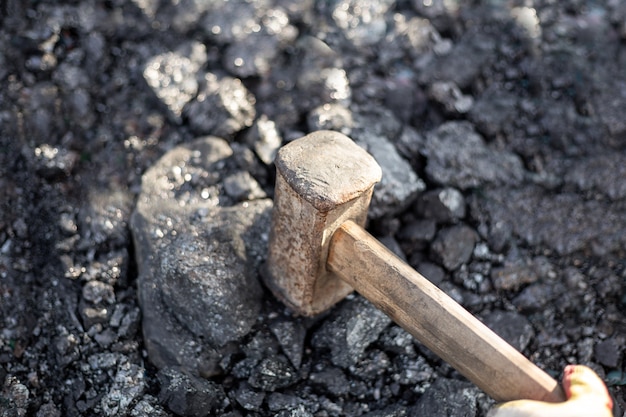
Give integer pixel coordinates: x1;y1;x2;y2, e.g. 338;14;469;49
263;130;565;403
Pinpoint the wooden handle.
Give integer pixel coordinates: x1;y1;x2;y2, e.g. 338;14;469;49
328;220;565;403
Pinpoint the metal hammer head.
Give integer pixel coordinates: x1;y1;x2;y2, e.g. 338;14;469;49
263;130;382;316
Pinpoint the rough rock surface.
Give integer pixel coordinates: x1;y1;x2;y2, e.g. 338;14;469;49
409;378;483;417
357;131;425;218
156;367;226;416
312;297;392;369
1;1;626;417
416;188;466;224
183;73;257;138
481;311;534;352
142;42;206;123
351;105;426;218
430;225;478;271
472;185;626;256
424;122;525;190
131;136;272;374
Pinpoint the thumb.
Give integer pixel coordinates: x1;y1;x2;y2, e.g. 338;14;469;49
486;365;613;417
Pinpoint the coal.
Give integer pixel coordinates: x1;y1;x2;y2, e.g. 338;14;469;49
142;42;205;123
595;339;623;368
351;105;425;218
481;311;534;352
275;405;314;417
473;185;626;256
233;382;266;411
131;137;272;373
312;297;391;368
408;378;481;417
416;188;466;224
183;73;256;138
269;319;306;370
424;122;525;190
430;225;478;271
157;368;226;416
309;366;350;396
100;359;145;416
248;356;299;391
490;262;539;292
2;1;626;416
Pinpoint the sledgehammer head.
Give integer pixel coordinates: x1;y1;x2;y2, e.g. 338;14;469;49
263;131;382;316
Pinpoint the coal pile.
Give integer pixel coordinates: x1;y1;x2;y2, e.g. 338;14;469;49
1;1;625;416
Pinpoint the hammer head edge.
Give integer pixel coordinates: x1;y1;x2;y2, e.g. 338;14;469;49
264;131;382;316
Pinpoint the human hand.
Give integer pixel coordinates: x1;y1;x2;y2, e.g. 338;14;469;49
487;365;613;417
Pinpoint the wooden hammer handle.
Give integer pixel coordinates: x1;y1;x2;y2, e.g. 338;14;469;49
328;220;565;403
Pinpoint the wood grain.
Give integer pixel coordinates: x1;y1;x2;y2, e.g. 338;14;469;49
328;220;566;403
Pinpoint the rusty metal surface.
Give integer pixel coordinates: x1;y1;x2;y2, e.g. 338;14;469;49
273;130;382;211
263;131;381;316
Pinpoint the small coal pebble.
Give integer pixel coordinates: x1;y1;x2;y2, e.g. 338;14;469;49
33;144;78;180
101;360;145;417
183;72;256;138
275;405;314;417
595;338;623;368
130;395;170;417
248;356;298;391
223;171;267;202
36;402;61;417
309;366;350;397
1;376;30;415
82;280;115;305
430;225;478;271
266;392;301;412
142;44;204;122
244;115;283;165
312;297;391;368
363;405;407;417
234;382;266;411
157;367;226;416
397;219;437;252
481;310;534;352
416;188;466;223
307;103;354;136
512;283;559;312
409;378;480;417
269;319;306;369
490;262;539;291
